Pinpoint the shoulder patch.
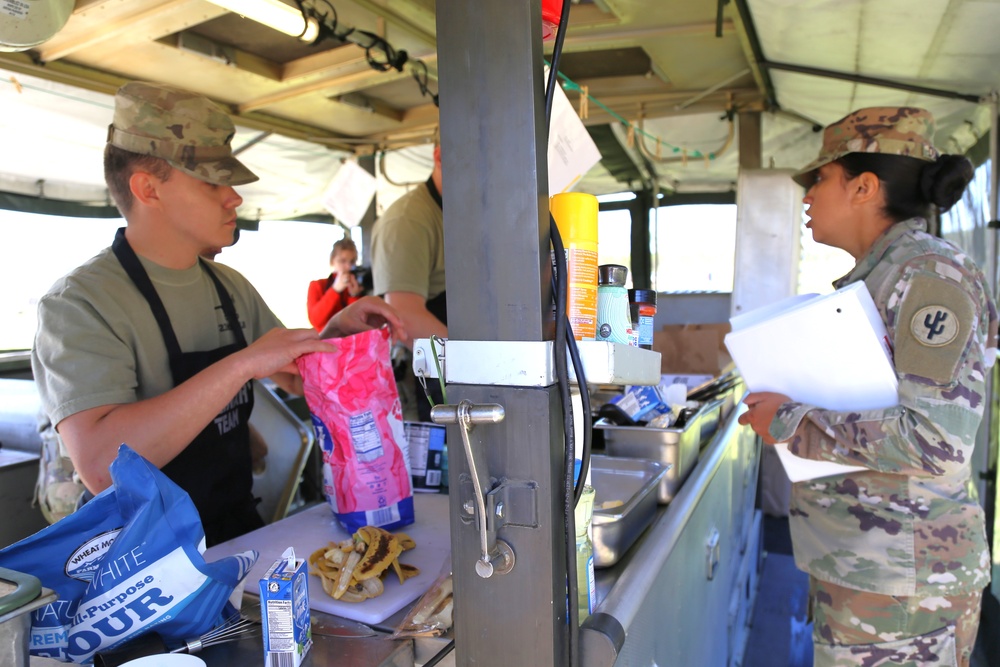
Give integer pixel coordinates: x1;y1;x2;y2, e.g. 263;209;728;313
895;273;974;384
909;305;959;347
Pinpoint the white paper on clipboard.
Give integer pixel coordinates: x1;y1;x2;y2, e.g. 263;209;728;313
725;282;898;480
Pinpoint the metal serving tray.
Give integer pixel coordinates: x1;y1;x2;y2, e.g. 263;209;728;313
590;455;668;568
595;398;723;503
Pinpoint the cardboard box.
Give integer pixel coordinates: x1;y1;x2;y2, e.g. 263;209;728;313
260;548;312;667
653;323;732;375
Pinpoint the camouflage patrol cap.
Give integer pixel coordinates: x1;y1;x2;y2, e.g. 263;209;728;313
107;81;258;186
792;106;939;187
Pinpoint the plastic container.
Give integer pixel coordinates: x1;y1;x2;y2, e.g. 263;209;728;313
550;193;599;340
628;289;657;350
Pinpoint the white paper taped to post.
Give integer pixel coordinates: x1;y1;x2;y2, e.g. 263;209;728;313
724;282;899;481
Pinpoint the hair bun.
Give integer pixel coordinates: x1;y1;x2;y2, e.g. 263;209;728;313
920;154;974;211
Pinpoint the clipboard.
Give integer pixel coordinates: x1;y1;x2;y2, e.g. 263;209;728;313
725;282;898;480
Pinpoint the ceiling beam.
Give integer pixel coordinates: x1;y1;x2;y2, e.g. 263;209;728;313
239;50;436;113
0;50;350;147
281;44;370;82
547;20;734;54
39;0;225;62
343;0;437;47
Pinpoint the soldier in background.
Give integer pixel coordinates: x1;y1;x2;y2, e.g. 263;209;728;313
738;107;998;666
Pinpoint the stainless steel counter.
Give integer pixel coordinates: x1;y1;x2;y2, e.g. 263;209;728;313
581;397;762;667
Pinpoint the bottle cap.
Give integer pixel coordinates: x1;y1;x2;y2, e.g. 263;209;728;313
628;289;656;305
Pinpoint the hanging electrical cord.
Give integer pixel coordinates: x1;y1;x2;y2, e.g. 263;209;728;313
378;149;435;188
542;2;589;666
294;0;439;106
635;109;736;164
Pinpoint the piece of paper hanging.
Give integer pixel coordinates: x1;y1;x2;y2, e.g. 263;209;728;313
322;160;377;227
544;67;601;194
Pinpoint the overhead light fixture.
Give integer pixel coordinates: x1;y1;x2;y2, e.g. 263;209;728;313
204;0;320;42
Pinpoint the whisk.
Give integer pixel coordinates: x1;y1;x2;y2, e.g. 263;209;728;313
93;613;260;667
171;612;260;654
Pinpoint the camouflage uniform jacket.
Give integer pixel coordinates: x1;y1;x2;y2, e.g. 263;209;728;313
771;218;999;596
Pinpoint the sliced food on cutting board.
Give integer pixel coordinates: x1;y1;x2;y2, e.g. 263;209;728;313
309;525;420;602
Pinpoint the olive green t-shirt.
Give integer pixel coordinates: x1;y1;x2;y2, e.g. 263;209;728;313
371;182;445;300
32;246;283;427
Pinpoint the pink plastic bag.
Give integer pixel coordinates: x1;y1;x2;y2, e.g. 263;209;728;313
296;327;414;532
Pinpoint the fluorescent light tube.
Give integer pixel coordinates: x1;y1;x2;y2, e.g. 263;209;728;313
205;0;320;42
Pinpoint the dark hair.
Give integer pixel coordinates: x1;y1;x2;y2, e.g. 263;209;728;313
104;144;173;214
836;152;974;222
330;237;357;262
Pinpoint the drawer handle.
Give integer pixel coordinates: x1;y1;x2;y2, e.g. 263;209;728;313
705;528;720;580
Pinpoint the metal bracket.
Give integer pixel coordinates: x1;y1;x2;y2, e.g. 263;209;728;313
431;400;514;578
705;527;721;580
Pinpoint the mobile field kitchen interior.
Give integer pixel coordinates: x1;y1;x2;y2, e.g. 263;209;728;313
1;1;1000;666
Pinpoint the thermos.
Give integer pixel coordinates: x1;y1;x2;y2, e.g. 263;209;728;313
596;264;636;346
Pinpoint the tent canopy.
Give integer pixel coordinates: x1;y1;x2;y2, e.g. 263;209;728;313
1;0;997;218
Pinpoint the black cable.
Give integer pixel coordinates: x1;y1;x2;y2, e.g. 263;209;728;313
543;3;578;666
422;639;456;667
544;0;572;138
550;212;577;664
300;0;436;104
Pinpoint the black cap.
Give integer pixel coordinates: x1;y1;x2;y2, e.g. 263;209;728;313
628;289;656;305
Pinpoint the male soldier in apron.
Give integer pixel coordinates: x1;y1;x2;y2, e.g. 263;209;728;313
32;82;402;546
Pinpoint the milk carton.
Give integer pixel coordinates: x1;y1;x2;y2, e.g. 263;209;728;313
260;547;312;666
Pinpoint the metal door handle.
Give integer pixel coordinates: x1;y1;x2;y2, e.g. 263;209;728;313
431;400;515;578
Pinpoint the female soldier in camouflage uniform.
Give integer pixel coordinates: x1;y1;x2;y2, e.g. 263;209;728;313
739;107;998;667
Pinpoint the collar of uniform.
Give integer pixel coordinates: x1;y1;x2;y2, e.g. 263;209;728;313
833;218;928;289
425;177;442;210
137;253;205;287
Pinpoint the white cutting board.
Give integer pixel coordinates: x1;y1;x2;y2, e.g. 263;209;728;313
204;493;451;625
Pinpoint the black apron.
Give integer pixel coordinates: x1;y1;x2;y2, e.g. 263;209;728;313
416;180;447;421
112;228;261;547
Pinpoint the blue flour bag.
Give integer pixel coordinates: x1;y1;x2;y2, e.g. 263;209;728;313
0;445;258;663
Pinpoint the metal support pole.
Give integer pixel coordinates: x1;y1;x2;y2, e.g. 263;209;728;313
629;190;654;290
357;153;377;266
738;111;762;170
436;1;569;665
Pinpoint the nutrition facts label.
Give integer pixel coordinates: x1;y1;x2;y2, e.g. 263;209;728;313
266;599;294;651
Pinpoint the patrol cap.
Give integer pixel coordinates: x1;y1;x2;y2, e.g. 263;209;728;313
792;106;939;188
107;81;258;186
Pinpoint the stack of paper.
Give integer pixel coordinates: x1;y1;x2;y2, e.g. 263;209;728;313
724;282;898;480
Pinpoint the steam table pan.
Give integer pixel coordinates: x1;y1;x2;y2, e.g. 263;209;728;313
590;455;668;568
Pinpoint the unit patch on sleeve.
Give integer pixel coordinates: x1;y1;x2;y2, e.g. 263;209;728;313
910;305;959;346
894;273;974;384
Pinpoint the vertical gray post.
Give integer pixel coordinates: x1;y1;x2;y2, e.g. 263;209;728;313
356;153;377;266
738;111;762;170
436;1;569;665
